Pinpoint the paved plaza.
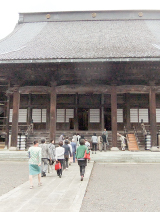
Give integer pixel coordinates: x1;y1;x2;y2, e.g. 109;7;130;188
81;163;160;212
1;152;160;211
0;161;28;196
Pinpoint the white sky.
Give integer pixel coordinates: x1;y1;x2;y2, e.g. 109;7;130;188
0;0;160;40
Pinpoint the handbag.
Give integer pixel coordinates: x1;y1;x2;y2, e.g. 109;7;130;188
84;150;90;160
55;161;62;170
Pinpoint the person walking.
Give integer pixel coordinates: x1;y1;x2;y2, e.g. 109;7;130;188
98;136;103;152
48;140;56;173
39;139;51;177
102;129;109;151
71;138;77;163
73;133;78;146
55;141;65;178
85;139;91;162
63;138;71;169
27;140;42;189
117;133;126;151
59;134;64;143
68;140;73;165
91;133;98;154
76;139;89;181
77;133;81;146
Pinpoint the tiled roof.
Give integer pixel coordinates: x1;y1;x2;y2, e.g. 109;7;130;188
0;12;160;61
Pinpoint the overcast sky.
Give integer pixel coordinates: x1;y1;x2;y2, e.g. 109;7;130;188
0;0;160;40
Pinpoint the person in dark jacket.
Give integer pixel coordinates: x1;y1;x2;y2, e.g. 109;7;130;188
62;138;71;169
76;139;89;181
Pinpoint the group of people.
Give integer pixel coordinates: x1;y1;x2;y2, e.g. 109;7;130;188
27;131;126;189
27;134;90;189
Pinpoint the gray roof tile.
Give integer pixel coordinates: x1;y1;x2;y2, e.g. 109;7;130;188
0;19;160;60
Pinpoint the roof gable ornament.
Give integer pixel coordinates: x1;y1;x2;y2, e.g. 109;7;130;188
46;14;51;19
92;13;96;18
138;12;143;17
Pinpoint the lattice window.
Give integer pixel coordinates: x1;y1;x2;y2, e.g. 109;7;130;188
90;109;100;123
66;109;74;122
117;109;123;123
156;109;160;122
57;109;65;122
57;109;74;123
9;109;27;123
32;109;46;123
130;108;148;123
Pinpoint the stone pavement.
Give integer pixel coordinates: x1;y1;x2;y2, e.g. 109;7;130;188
1;150;160;212
80;163;160;212
0;161;94;212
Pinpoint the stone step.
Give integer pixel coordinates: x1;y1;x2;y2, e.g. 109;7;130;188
1;151;160;163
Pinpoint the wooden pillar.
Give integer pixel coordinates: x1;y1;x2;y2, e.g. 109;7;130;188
101;93;104;131
74;93;78;131
27;93;31;125
49;84;56;141
10;86;20;149
111;86;118;148
124;93;130;130
5;94;10;148
46;107;50;130
149;86;157;146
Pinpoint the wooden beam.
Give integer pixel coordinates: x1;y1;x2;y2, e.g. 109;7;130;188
56;85;153;94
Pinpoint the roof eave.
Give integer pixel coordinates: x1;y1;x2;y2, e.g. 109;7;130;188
0;58;160;64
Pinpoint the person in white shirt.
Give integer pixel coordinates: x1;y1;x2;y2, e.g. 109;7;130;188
73;133;78;146
68;140;73;165
91;133;98;154
117;133;126;151
55;141;65;178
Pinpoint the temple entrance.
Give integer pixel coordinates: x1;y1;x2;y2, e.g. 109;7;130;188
104;108;111;130
78;108;88;130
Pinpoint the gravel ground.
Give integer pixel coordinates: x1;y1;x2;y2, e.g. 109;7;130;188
80;163;160;212
0;161;29;196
